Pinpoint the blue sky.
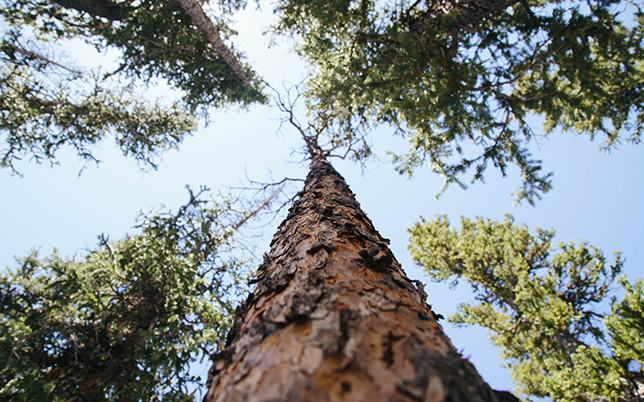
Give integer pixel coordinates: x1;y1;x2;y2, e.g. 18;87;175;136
1;3;643;396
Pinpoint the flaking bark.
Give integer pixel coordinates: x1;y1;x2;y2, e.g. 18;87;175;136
204;152;511;402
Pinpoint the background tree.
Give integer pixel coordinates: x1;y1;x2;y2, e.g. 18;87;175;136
204;140;518;402
0;188;255;401
273;0;644;203
1;0;267;172
408;214;644;401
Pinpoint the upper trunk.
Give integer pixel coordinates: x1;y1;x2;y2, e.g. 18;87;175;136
204;153;507;402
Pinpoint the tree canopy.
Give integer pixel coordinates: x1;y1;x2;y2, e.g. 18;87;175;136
0;188;253;401
1;0;642;202
408;214;644;401
1;0;266;172
274;0;644;203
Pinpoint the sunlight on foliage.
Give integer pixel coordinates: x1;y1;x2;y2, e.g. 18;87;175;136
274;0;644;204
408;215;643;401
0;188;254;401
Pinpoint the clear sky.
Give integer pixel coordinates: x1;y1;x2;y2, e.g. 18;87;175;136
1;3;643;396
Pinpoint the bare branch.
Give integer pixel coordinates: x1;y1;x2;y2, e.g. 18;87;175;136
233;174;305;222
269;82;374;166
5;43;82;75
233;184;283;231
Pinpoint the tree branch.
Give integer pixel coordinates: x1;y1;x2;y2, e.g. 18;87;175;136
10;45;82;75
232;185;282;231
51;0;124;20
404;0;522;35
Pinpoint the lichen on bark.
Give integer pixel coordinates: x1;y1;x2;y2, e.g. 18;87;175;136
204;152;508;402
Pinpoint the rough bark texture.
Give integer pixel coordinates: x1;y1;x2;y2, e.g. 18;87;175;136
204;153;507;402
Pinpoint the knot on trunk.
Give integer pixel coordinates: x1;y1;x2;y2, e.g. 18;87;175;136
359;243;393;272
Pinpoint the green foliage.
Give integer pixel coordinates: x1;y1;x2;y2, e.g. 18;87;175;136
96;0;266;112
4;0;642;201
2;0;267;110
274;0;644;204
0;32;197;172
0;0;267;173
0;188;252;401
408;215;644;401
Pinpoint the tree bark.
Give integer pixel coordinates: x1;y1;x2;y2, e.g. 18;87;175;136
174;0;251;87
204;152;508;402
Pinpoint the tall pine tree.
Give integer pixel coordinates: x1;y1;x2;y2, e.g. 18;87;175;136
204;143;517;401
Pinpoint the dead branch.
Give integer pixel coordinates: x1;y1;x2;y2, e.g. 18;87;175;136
269;82;374;164
233;183;284;231
231;173;305;228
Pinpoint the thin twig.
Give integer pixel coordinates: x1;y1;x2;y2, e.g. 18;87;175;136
233;185;282;231
12;46;82;75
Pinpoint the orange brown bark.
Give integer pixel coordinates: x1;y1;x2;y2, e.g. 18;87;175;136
204;153;505;402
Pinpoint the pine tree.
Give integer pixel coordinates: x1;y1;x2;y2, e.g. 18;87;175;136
204;144;517;401
0;0;267;172
275;0;644;203
0;189;253;401
408;214;644;401
3;0;644;203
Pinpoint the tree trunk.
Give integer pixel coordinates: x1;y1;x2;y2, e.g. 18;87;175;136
204;152;509;402
175;0;251;87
